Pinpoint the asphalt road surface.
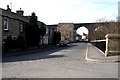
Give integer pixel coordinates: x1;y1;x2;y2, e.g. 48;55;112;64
2;43;118;78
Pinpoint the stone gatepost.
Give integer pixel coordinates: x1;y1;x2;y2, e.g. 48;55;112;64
105;34;120;57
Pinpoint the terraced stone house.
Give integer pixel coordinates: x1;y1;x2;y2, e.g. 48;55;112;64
0;5;29;42
0;5;49;49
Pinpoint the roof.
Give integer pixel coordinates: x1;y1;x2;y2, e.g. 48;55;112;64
1;8;29;22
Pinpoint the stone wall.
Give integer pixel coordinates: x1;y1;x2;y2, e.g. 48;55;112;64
91;40;106;53
105;34;120;56
2;17;21;39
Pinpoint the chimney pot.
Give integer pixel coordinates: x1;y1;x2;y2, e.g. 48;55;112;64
16;8;24;16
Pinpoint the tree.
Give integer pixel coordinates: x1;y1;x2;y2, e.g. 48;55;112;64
39;22;46;45
25;12;41;47
52;31;61;44
90;17;119;40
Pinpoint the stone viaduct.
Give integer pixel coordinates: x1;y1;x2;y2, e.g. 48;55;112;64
47;23;97;42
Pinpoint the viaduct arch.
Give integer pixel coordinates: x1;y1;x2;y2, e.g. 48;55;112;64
47;22;101;43
74;23;96;41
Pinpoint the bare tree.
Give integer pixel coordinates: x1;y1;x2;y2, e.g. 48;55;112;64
92;17;119;40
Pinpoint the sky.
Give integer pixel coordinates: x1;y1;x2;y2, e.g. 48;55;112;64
0;0;119;25
76;26;88;35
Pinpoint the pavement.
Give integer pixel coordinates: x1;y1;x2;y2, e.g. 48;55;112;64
2;45;59;58
86;43;120;63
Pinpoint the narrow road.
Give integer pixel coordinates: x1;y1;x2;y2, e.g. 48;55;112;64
2;43;118;78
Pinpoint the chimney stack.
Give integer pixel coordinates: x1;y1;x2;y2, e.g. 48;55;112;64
16;8;24;16
6;5;11;11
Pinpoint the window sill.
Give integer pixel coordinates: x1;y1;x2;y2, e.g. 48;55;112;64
3;30;9;32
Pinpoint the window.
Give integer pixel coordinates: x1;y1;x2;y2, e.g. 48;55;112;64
70;27;72;31
4;17;8;31
19;21;23;33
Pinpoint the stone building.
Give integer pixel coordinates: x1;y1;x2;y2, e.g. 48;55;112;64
37;21;48;45
1;6;29;41
46;24;57;44
0;6;48;47
57;23;74;43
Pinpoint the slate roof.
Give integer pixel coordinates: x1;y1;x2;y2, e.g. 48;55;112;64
0;8;46;27
1;8;29;22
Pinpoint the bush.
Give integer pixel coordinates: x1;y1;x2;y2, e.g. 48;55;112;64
4;35;14;51
15;35;26;50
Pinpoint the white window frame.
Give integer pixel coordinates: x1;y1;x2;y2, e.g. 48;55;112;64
4;17;8;31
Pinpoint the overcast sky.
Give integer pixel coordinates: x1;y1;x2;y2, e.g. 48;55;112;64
0;0;119;25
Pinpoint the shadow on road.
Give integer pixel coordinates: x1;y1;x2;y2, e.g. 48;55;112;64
2;45;77;63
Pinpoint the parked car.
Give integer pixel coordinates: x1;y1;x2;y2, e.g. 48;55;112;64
59;41;67;47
